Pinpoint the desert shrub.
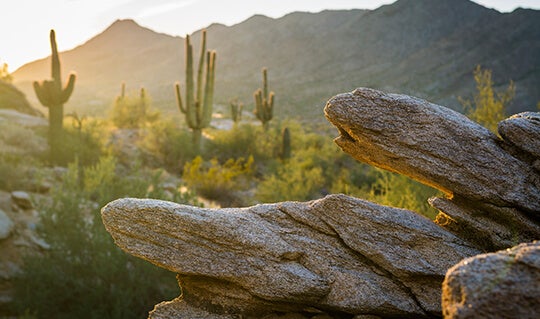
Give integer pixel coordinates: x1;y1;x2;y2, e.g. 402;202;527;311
0;153;44;191
12;156;198;319
110;89;159;129
255;154;325;203
29;117;106;167
366;169;439;219
0;121;46;156
138;119;197;172
330;166;374;197
460;65;515;133
205;124;262;161
183;155;253;205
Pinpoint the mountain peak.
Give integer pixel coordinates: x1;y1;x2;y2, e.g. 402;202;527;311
80;18;173;51
105;19;144;32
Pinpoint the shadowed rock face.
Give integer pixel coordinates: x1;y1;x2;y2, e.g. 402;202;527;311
102;194;479;318
102;87;540;318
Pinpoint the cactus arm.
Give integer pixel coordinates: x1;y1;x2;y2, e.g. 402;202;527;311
268;91;275;119
60;73;76;104
202;50;216;127
196;30;207;109
262;68;268;100
174;82;186;114
50;30;61;87
33;81;52;107
254;89;262;120
185;35;196;127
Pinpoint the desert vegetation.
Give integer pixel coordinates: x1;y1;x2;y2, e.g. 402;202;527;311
0;18;526;318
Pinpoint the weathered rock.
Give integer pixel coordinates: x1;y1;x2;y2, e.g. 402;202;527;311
442;241;540;319
102;87;540;318
102;194;479;318
324;88;540;251
324;88;540;212
0;209;14;240
498;112;540;160
10;191;33;210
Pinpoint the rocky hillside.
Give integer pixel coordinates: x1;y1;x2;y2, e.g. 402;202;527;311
0;81;42;116
12;0;540;120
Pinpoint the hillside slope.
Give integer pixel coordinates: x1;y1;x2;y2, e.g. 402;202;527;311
13;0;540;120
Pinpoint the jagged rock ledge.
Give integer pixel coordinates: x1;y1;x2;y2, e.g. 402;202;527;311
102;194;478;318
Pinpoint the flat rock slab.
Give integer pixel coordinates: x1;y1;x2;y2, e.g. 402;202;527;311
102;194;479;318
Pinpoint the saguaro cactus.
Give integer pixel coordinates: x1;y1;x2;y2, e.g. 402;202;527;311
253;67;274;131
280;127;291;160
33;29;76;164
174;30;216;152
230;98;243;125
118;81;126;101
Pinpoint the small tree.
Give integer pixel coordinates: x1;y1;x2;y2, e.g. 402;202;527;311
460;65;515;133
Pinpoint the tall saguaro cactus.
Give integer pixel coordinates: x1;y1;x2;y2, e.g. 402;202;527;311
253;67;274;131
33;29;76;164
174;30;216;152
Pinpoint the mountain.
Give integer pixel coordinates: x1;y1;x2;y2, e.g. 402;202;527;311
13;0;540;121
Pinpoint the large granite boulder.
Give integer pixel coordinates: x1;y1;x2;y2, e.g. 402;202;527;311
324;88;540;251
101;88;540;318
442;241;540;319
102;195;479;318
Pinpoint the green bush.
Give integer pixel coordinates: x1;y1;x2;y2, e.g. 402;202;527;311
461;65;515;133
12;157;198;319
0;153;45;191
255;154;325;203
138;119;197;173
205;124;262;161
368;170;439;219
26;117;105;167
183;155;253;206
110;89;159;129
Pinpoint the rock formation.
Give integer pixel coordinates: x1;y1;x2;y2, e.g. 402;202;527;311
101;88;540;318
442;241;540;319
324;88;540;251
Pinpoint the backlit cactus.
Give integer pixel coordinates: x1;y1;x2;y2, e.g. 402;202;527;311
175;30;216;152
33;29;76;164
230;98;243;124
280;127;291;160
253;67;274;131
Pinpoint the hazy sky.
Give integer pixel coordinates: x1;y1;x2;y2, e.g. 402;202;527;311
2;0;539;71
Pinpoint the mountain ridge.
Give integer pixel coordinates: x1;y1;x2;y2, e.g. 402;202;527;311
12;0;540;120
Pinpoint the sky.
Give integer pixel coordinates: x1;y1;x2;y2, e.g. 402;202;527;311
2;0;539;71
